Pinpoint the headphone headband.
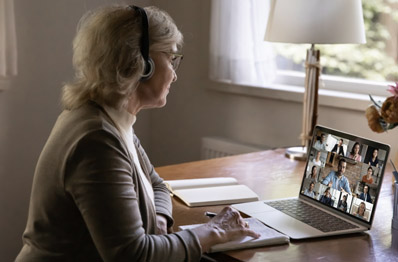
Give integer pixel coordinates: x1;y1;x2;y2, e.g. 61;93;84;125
130;5;154;80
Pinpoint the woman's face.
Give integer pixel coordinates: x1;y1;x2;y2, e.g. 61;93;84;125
312;166;317;175
135;45;178;110
373;149;378;157
367;168;372;176
359;203;365;214
354;144;360;154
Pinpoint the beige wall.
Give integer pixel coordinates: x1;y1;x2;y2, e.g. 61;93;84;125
1;0;397;261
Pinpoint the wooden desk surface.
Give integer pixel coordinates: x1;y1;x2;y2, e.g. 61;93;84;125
156;149;398;262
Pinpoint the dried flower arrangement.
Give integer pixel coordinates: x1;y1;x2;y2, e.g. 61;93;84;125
365;82;398;133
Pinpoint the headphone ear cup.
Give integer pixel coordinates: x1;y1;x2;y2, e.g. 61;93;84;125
141;57;155;81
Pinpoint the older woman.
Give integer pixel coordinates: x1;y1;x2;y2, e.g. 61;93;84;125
16;5;258;261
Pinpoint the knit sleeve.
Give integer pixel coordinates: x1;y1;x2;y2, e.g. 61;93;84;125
65;129;201;262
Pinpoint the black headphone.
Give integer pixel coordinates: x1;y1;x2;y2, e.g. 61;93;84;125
131;5;154;80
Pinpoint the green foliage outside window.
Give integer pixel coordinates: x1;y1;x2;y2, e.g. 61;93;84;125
274;0;398;82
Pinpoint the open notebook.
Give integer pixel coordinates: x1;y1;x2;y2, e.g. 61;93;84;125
164;177;259;207
233;125;390;239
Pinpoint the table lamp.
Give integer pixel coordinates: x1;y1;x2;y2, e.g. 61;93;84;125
264;0;366;160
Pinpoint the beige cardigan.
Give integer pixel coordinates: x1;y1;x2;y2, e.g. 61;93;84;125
16;101;201;261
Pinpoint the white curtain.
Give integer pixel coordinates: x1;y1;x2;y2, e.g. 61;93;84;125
0;0;17;78
209;0;276;86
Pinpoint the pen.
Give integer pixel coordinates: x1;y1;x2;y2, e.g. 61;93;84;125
204;211;217;218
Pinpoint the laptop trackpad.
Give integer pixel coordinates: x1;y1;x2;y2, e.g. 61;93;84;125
254;210;321;239
233;201;321;239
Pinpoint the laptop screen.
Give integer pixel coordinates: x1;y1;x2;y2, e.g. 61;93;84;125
299;125;390;226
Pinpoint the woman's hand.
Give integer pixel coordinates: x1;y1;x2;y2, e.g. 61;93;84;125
190;206;260;252
156;214;168;235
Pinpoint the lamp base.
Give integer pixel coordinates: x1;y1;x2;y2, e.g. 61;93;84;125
285;146;307;161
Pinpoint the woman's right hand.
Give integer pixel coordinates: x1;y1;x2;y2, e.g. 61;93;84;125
190;206;260;252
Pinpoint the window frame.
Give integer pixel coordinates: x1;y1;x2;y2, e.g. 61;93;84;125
275;70;392;97
208;69;389;112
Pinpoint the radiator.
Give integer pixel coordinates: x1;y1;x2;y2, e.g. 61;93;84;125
201;137;267;160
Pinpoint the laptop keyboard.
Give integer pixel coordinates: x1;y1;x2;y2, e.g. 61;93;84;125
266;199;359;232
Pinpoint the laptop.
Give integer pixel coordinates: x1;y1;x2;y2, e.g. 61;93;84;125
232;125;390;239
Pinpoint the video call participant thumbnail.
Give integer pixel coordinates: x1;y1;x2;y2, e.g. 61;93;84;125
322;158;351;194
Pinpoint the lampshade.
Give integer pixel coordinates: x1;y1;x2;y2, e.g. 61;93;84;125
265;0;366;44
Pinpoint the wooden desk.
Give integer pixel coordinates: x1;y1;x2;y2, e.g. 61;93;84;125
156;149;398;262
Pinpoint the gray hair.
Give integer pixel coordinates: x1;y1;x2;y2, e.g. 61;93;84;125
62;5;183;110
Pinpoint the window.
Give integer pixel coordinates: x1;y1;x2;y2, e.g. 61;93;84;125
209;0;398;98
209;0;276;87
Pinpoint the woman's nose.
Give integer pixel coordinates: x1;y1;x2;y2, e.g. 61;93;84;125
172;71;177;82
